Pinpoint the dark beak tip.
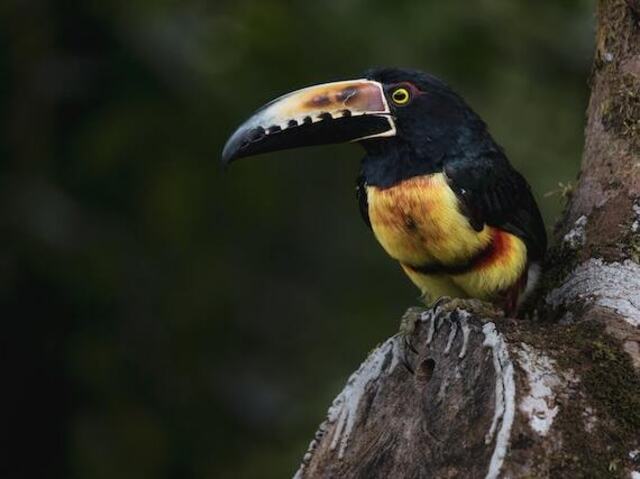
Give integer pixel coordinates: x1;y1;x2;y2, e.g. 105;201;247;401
220;131;244;168
220;145;234;168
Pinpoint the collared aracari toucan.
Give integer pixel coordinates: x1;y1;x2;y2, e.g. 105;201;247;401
222;68;547;317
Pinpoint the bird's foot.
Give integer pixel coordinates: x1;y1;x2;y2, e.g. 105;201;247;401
432;296;504;319
398;309;421;374
397;298;502;374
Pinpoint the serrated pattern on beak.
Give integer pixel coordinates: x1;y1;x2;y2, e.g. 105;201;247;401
221;79;397;164
247;79;391;135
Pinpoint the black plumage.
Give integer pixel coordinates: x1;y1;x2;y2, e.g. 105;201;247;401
223;66;547;312
357;68;547;265
444;153;547;263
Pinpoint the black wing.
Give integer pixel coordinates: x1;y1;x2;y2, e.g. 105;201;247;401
355;174;371;229
444;153;547;262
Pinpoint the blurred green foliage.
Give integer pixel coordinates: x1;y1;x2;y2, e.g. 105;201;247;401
2;0;593;477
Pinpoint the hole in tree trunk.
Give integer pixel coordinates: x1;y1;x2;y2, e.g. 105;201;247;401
417;358;435;383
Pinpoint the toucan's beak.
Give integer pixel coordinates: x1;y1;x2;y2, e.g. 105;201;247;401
221;79;396;166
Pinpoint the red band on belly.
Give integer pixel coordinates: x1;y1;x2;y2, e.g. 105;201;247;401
405;228;512;275
474;229;510;269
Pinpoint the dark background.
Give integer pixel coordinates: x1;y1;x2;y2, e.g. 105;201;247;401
2;1;593;478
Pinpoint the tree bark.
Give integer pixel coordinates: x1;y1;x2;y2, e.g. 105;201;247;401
294;1;640;477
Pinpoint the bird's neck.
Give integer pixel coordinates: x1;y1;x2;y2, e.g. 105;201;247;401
360;139;442;188
360;123;498;188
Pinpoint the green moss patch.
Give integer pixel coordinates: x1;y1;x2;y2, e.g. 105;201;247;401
514;319;640;478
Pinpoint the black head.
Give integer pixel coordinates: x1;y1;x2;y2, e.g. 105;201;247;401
360;68;495;187
221;67;499;187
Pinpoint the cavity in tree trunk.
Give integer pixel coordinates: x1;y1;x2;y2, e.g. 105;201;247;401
294;1;640;477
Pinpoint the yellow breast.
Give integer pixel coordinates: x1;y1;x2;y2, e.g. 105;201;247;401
366;173;529;304
366;173;492;267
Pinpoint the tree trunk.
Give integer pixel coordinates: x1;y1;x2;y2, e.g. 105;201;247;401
294;1;640;477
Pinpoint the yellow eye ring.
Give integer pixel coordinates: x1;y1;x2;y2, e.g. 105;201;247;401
391;87;411;105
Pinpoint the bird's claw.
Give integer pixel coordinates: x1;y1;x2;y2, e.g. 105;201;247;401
398;310;421;374
404;334;418;354
398;297;500;374
400;350;415;374
431;295;452;314
400;334;418;373
430;296;503;319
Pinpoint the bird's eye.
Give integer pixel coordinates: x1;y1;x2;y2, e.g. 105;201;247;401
391;87;411;105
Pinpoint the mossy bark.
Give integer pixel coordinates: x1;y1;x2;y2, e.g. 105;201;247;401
295;1;640;477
